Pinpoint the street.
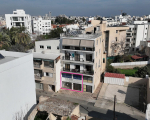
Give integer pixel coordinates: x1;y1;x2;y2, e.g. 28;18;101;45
36;90;145;120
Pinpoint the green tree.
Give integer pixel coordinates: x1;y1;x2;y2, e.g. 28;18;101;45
0;32;11;47
134;65;150;78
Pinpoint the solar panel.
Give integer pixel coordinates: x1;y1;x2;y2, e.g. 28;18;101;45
0;54;4;59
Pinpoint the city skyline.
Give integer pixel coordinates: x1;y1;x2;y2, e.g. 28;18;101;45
0;0;150;16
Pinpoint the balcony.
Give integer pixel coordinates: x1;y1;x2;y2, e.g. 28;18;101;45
34;62;42;68
62;56;94;64
62;46;95;52
62;68;94;75
60;32;102;39
127;30;132;32
34;73;43;80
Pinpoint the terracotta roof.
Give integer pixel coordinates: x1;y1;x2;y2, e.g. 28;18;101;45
131;55;147;59
105;72;125;79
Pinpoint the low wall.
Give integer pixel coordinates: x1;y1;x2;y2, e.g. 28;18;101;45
147;78;150;103
124;77;147;87
111;61;149;69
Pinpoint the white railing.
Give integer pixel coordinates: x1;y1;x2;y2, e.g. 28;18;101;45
111;61;149;67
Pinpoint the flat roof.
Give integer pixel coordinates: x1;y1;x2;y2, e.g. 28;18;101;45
36;38;60;42
37;97;78;116
0;56;17;65
0;50;31;65
33;52;60;60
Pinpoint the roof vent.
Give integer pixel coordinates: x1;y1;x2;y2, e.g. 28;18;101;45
0;54;4;59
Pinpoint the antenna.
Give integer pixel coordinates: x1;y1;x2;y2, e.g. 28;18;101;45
120;10;123;15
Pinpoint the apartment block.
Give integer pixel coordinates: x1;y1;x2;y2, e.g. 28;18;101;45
105;25;129;56
33;39;61;93
32;17;51;35
60;27;106;93
126;22;150;52
5;9;32;33
33;53;61;92
35;38;60;54
0;50;36;120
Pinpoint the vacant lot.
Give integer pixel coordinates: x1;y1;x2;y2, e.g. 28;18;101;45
118;68;138;76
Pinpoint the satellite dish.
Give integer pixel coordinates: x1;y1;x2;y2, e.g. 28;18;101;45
63;28;66;32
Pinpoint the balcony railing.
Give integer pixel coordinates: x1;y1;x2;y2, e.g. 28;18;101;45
62;68;94;75
62;56;94;63
62;46;95;52
34;73;42;79
34;62;42;68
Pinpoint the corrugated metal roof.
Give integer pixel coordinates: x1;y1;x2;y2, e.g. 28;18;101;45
105;72;125;79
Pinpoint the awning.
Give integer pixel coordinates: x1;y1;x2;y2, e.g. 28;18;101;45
43;59;54;62
62;39;80;46
33;58;42;60
80;40;94;48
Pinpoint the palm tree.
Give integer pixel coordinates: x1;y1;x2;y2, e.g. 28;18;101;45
0;32;11;47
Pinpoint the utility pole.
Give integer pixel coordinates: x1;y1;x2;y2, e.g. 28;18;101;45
114;95;116;120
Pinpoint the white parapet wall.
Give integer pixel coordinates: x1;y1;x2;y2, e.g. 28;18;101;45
111;61;149;69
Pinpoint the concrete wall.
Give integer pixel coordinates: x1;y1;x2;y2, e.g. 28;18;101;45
111;61;149;69
104;77;124;85
71;105;80;117
56;60;61;92
0;51;36;120
124;77;147;87
147;78;150;103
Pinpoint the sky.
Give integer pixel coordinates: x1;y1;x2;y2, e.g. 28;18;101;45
0;0;150;17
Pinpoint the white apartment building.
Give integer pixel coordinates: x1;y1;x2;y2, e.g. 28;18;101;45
126;23;150;52
32;17;51;35
5;9;32;33
0;50;36;120
35;38;60;54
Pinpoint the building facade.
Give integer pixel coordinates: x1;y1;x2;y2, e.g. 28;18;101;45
126;23;150;52
32;17;51;35
60;27;106;93
5;9;32;33
0;50;36;120
33;53;61;93
35;39;60;54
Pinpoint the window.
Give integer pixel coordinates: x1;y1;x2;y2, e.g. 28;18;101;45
73;75;82;80
146;28;147;30
135;28;137;30
99;49;100;54
134;33;136;35
103;58;105;63
62;73;72;78
116;37;117;41
96;52;97;57
47;46;51;49
57;46;59;50
116;30;118;33
35;82;43;90
45;72;53;77
96;63;97;68
46;72;49;76
97;40;98;45
49;73;53;77
40;45;44;49
100;38;101;43
145;33;147;35
44;60;54;68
